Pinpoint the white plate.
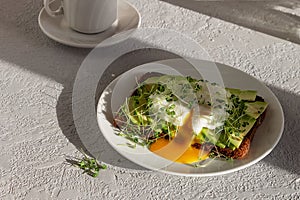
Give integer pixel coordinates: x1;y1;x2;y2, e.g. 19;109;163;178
96;59;284;176
38;0;141;48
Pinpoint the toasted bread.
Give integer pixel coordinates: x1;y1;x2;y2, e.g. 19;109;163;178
114;72;267;160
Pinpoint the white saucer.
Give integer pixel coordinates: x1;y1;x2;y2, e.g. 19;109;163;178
38;0;141;48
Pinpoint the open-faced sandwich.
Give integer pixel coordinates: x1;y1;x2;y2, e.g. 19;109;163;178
113;73;268;164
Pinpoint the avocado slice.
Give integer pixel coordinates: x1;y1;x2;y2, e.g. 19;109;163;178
196;128;219;144
239;90;257;101
126;97;142;125
238;115;257;137
215;129;243;150
245;101;268;119
226;88;257;101
228;136;243;150
196;128;227;149
127;95;152;125
213;114;257;150
215;132;229;148
226;88;241;96
195;113;257;150
226;115;256;149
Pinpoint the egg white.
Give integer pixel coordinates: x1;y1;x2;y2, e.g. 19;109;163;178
149;93;220;135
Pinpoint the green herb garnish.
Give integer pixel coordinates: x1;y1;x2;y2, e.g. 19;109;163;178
68;151;107;177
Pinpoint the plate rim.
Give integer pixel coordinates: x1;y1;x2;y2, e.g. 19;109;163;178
96;59;284;176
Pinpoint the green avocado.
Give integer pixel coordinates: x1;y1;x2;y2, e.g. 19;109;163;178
238;115;257;137
227;115;256;150
197;127;218;144
245;101;268;119
127;88;154;126
226;88;257;101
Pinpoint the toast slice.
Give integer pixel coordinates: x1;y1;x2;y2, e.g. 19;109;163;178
114;72;267;160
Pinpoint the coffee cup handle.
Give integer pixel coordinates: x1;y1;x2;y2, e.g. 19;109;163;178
44;0;63;17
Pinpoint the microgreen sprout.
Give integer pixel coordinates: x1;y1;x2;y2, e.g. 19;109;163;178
67;150;107;178
114;74;263;161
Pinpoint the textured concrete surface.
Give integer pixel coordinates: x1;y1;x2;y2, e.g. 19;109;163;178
0;0;300;199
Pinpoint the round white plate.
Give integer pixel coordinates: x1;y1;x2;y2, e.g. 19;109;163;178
96;59;284;176
38;0;141;48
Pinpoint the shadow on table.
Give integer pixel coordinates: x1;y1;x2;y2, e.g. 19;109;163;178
262;85;300;175
161;0;300;44
0;1;153;171
57;48;179;170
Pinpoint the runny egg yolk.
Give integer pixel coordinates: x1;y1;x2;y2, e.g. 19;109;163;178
149;138;209;164
149;110;209;164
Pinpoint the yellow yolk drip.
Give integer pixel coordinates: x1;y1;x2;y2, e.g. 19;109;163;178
149;110;209;164
149;138;209;164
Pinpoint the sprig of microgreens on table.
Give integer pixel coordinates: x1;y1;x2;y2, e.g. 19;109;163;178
66;150;107;178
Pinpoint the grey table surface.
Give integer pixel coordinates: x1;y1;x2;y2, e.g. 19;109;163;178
0;0;300;199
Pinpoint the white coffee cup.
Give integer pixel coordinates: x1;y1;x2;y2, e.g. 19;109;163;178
44;0;118;34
